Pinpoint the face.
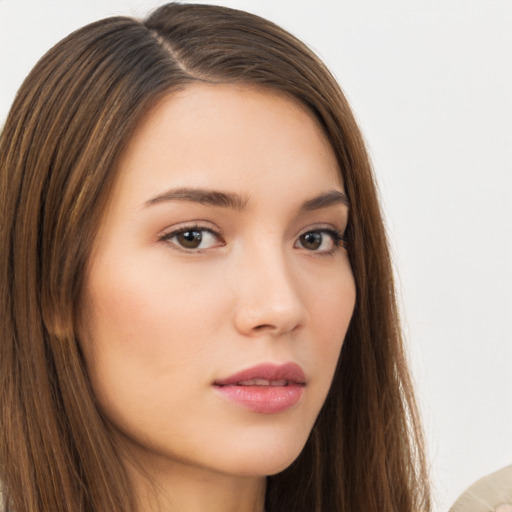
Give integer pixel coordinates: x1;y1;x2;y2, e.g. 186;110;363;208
80;83;355;480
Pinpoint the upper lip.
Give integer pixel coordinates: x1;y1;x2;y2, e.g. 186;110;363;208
213;362;306;386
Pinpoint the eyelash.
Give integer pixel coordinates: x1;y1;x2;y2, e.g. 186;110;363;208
299;228;347;255
158;224;223;252
158;224;347;254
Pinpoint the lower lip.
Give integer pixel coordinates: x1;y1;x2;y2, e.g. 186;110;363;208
214;384;304;414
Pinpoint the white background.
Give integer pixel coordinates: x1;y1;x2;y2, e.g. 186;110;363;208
1;1;511;510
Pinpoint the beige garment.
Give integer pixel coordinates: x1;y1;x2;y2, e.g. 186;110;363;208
449;465;512;512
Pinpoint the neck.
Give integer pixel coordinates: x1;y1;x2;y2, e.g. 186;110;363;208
125;454;266;512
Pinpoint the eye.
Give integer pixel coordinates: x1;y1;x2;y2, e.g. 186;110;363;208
160;226;222;251
295;229;346;253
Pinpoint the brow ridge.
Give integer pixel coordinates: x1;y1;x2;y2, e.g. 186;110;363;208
144;187;248;210
144;187;349;212
299;189;350;212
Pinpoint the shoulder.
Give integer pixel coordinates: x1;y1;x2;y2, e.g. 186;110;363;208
449;465;512;512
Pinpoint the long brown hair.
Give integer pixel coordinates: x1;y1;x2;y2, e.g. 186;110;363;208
0;3;430;511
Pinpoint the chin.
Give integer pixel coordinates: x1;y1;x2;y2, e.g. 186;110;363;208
215;432;309;478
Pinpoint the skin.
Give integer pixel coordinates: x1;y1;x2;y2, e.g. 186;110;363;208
79;83;356;512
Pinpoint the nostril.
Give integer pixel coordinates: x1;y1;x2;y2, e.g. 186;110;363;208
251;322;301;336
253;324;273;331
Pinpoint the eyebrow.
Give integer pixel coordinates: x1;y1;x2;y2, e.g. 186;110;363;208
144;188;249;210
144;187;350;211
299;189;350;212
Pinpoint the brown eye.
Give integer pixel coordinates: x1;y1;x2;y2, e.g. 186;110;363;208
161;227;221;251
295;229;343;253
299;232;323;250
176;230;203;249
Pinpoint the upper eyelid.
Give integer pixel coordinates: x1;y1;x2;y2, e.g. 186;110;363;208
296;222;345;237
165;225;217;236
158;222;221;239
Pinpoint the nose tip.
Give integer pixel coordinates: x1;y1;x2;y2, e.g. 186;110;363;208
233;267;307;338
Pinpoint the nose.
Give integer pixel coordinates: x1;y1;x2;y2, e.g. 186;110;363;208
232;246;307;337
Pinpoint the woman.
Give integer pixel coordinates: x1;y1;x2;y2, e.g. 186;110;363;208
0;3;431;511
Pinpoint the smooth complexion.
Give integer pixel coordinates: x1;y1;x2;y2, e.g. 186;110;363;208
79;83;356;512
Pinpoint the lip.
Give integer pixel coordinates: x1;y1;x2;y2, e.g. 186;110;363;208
213;362;306;414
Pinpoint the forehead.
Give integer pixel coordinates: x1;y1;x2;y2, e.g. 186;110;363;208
112;82;343;206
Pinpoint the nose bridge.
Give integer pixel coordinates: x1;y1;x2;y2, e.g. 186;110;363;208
233;237;307;336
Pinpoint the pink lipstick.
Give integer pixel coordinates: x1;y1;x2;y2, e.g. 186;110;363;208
213;362;305;414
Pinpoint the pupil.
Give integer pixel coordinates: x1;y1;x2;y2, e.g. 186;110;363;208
302;232;321;250
178;230;202;248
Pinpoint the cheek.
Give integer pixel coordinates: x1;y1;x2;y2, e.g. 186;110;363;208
304;269;356;384
82;253;222;351
78;267;218;449
78;253;233;410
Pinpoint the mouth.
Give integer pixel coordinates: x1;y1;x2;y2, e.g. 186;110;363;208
213;362;306;386
213;362;306;414
233;378;295;386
